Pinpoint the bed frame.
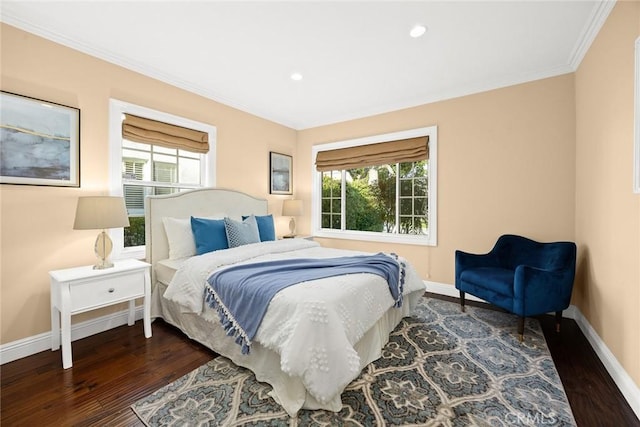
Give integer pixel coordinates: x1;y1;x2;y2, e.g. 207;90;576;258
143;186;424;416
145;187;267;282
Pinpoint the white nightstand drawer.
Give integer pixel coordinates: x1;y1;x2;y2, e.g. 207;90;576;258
70;272;144;312
50;259;152;369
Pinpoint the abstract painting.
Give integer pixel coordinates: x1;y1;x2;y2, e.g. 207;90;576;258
0;91;80;187
269;151;292;194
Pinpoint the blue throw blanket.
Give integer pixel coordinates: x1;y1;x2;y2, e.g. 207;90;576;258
204;253;406;354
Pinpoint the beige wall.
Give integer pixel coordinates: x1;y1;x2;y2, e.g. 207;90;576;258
297;74;577;285
0;24;297;344
575;1;640;386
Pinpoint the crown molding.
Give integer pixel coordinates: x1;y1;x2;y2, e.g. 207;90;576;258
0;12;300;130
568;0;616;70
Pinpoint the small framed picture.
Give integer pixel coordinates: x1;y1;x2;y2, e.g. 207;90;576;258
270;151;292;195
1;91;80;187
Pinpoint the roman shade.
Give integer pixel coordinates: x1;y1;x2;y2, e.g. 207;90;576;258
122;114;209;154
315;136;428;172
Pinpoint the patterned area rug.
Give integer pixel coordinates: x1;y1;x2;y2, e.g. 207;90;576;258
132;297;576;426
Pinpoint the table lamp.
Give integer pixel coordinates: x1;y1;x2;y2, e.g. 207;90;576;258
282;199;303;238
73;196;130;269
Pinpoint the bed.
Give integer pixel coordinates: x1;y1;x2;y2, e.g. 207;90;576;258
145;187;426;416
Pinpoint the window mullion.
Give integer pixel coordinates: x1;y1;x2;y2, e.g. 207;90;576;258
341;170;346;230
395;163;400;234
175;153;180;185
412;175;416;231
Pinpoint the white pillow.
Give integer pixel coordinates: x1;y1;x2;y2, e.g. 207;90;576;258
162;217;196;259
162;215;225;259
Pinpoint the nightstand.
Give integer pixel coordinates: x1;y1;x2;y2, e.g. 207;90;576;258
50;259;151;369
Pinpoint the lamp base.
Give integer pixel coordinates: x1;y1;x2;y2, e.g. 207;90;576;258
93;230;114;269
288;217;296;237
93;259;114;270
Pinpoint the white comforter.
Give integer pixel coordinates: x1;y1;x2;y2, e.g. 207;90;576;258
164;239;425;410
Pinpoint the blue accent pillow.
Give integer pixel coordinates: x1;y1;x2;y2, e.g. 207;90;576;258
242;214;276;241
190;217;228;255
224;216;261;248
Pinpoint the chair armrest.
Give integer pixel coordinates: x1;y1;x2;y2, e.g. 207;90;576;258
455;250;501;286
513;265;575;315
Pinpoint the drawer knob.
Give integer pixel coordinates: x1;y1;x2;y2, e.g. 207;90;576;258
108;288;115;293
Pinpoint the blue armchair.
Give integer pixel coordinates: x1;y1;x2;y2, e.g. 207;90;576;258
455;234;576;341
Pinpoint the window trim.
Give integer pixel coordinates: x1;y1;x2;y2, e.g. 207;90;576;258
311;126;437;246
109;99;217;259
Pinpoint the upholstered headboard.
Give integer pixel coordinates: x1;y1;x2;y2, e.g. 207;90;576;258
145;187;268;277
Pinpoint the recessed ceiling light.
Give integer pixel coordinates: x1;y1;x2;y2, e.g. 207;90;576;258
410;24;427;38
290;72;303;81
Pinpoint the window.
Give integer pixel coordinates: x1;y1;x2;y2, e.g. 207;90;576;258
312;126;437;246
121;141;203;248
109;99;216;259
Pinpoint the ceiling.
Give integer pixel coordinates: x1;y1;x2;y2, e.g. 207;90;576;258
0;1;612;130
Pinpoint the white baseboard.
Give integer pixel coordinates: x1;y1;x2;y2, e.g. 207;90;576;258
0;306;144;365
571;305;640;418
425;280;640;420
425;280;484;302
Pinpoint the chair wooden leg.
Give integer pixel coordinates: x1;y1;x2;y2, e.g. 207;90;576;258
555;311;562;333
517;317;524;342
460;291;466;312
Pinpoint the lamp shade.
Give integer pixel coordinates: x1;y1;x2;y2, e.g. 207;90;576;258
73;196;130;230
282;199;303;217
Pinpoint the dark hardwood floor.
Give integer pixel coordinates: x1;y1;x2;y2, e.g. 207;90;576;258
1;294;638;426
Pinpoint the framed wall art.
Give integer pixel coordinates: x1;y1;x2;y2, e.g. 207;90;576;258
0;91;80;187
269;151;292;195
